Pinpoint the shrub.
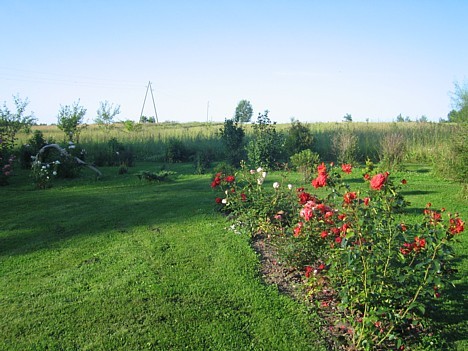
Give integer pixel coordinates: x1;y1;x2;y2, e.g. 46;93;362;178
31;159;59;189
284;119;314;157
219;119;245;167
211;161;464;350
432;124;467;186
193;149;214;174
331;129;359;164
289;149;320;182
165;138;192;163
93;138;135;167
246;111;283;169
57;100;87;143
136;170;177;182
19;130;48;169
1;95;36;185
379;132;406;170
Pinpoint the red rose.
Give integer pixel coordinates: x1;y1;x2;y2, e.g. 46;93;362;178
225;175;235;183
305;265;313;278
298;191;312;205
312;173;328;189
449;217;464;234
215;197;222;204
343;191;357;204
317;162;327;175
370;173;388;190
341;163;352;174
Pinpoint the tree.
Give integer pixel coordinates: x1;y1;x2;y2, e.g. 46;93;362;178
95;101;120;130
57;100;87;143
246;110;282;168
219;118;245;167
396;114;404;122
343;113;352;122
234;100;253;124
0;95;35;185
417;115;428;123
284;119;314;157
0;95;36;151
448;80;468;123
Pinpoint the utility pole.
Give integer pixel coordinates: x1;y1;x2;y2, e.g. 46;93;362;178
140;81;159;123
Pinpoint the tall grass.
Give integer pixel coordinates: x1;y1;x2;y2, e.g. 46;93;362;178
19;121;462;165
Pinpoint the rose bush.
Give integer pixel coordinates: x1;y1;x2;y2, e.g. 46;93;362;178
211;161;464;350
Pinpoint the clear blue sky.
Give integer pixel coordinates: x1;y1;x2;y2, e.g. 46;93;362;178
1;0;467;124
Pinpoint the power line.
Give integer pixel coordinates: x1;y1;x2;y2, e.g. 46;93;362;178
140;81;159;123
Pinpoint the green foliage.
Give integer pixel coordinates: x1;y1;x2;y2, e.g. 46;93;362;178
122;119;143;132
289;149;320;182
57;100;87;143
219;118;245;167
234;99;253;124
165;138;192;163
93;138;135;167
139;115;156;123
0;95;35;185
246;111;283;169
0;95;36;150
193;149;214;174
284;119;314;157
432;124;467;187
448;80;468;123
343;113;353;122
136;169;177;182
19;130;48;169
94;101;120;130
31;159;59;189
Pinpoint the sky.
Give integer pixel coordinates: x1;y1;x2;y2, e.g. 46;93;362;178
1;0;467;125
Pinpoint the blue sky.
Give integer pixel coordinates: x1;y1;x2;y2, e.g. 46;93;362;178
1;0;467;124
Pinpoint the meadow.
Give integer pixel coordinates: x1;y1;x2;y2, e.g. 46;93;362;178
1;121;466;350
25;121;461;165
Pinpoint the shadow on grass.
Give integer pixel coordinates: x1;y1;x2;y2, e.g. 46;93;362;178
401;190;436;196
429;256;468;349
0;175;215;258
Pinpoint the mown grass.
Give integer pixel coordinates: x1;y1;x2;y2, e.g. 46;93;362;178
0;164;327;351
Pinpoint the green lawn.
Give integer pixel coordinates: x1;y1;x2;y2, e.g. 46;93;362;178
0;162;466;350
0;164;326;351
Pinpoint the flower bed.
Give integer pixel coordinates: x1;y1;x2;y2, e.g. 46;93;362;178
211;162;464;350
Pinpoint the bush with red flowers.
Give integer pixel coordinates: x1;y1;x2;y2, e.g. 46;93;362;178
211;161;464;350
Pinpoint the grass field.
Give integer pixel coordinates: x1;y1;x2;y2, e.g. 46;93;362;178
3;121;467;350
0;164;327;351
0;160;466;350
19;121;463;165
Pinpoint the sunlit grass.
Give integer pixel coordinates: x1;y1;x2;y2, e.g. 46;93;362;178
0;164;326;351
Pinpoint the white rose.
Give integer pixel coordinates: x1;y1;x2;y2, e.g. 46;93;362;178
273;182;280;189
288;184;293;190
